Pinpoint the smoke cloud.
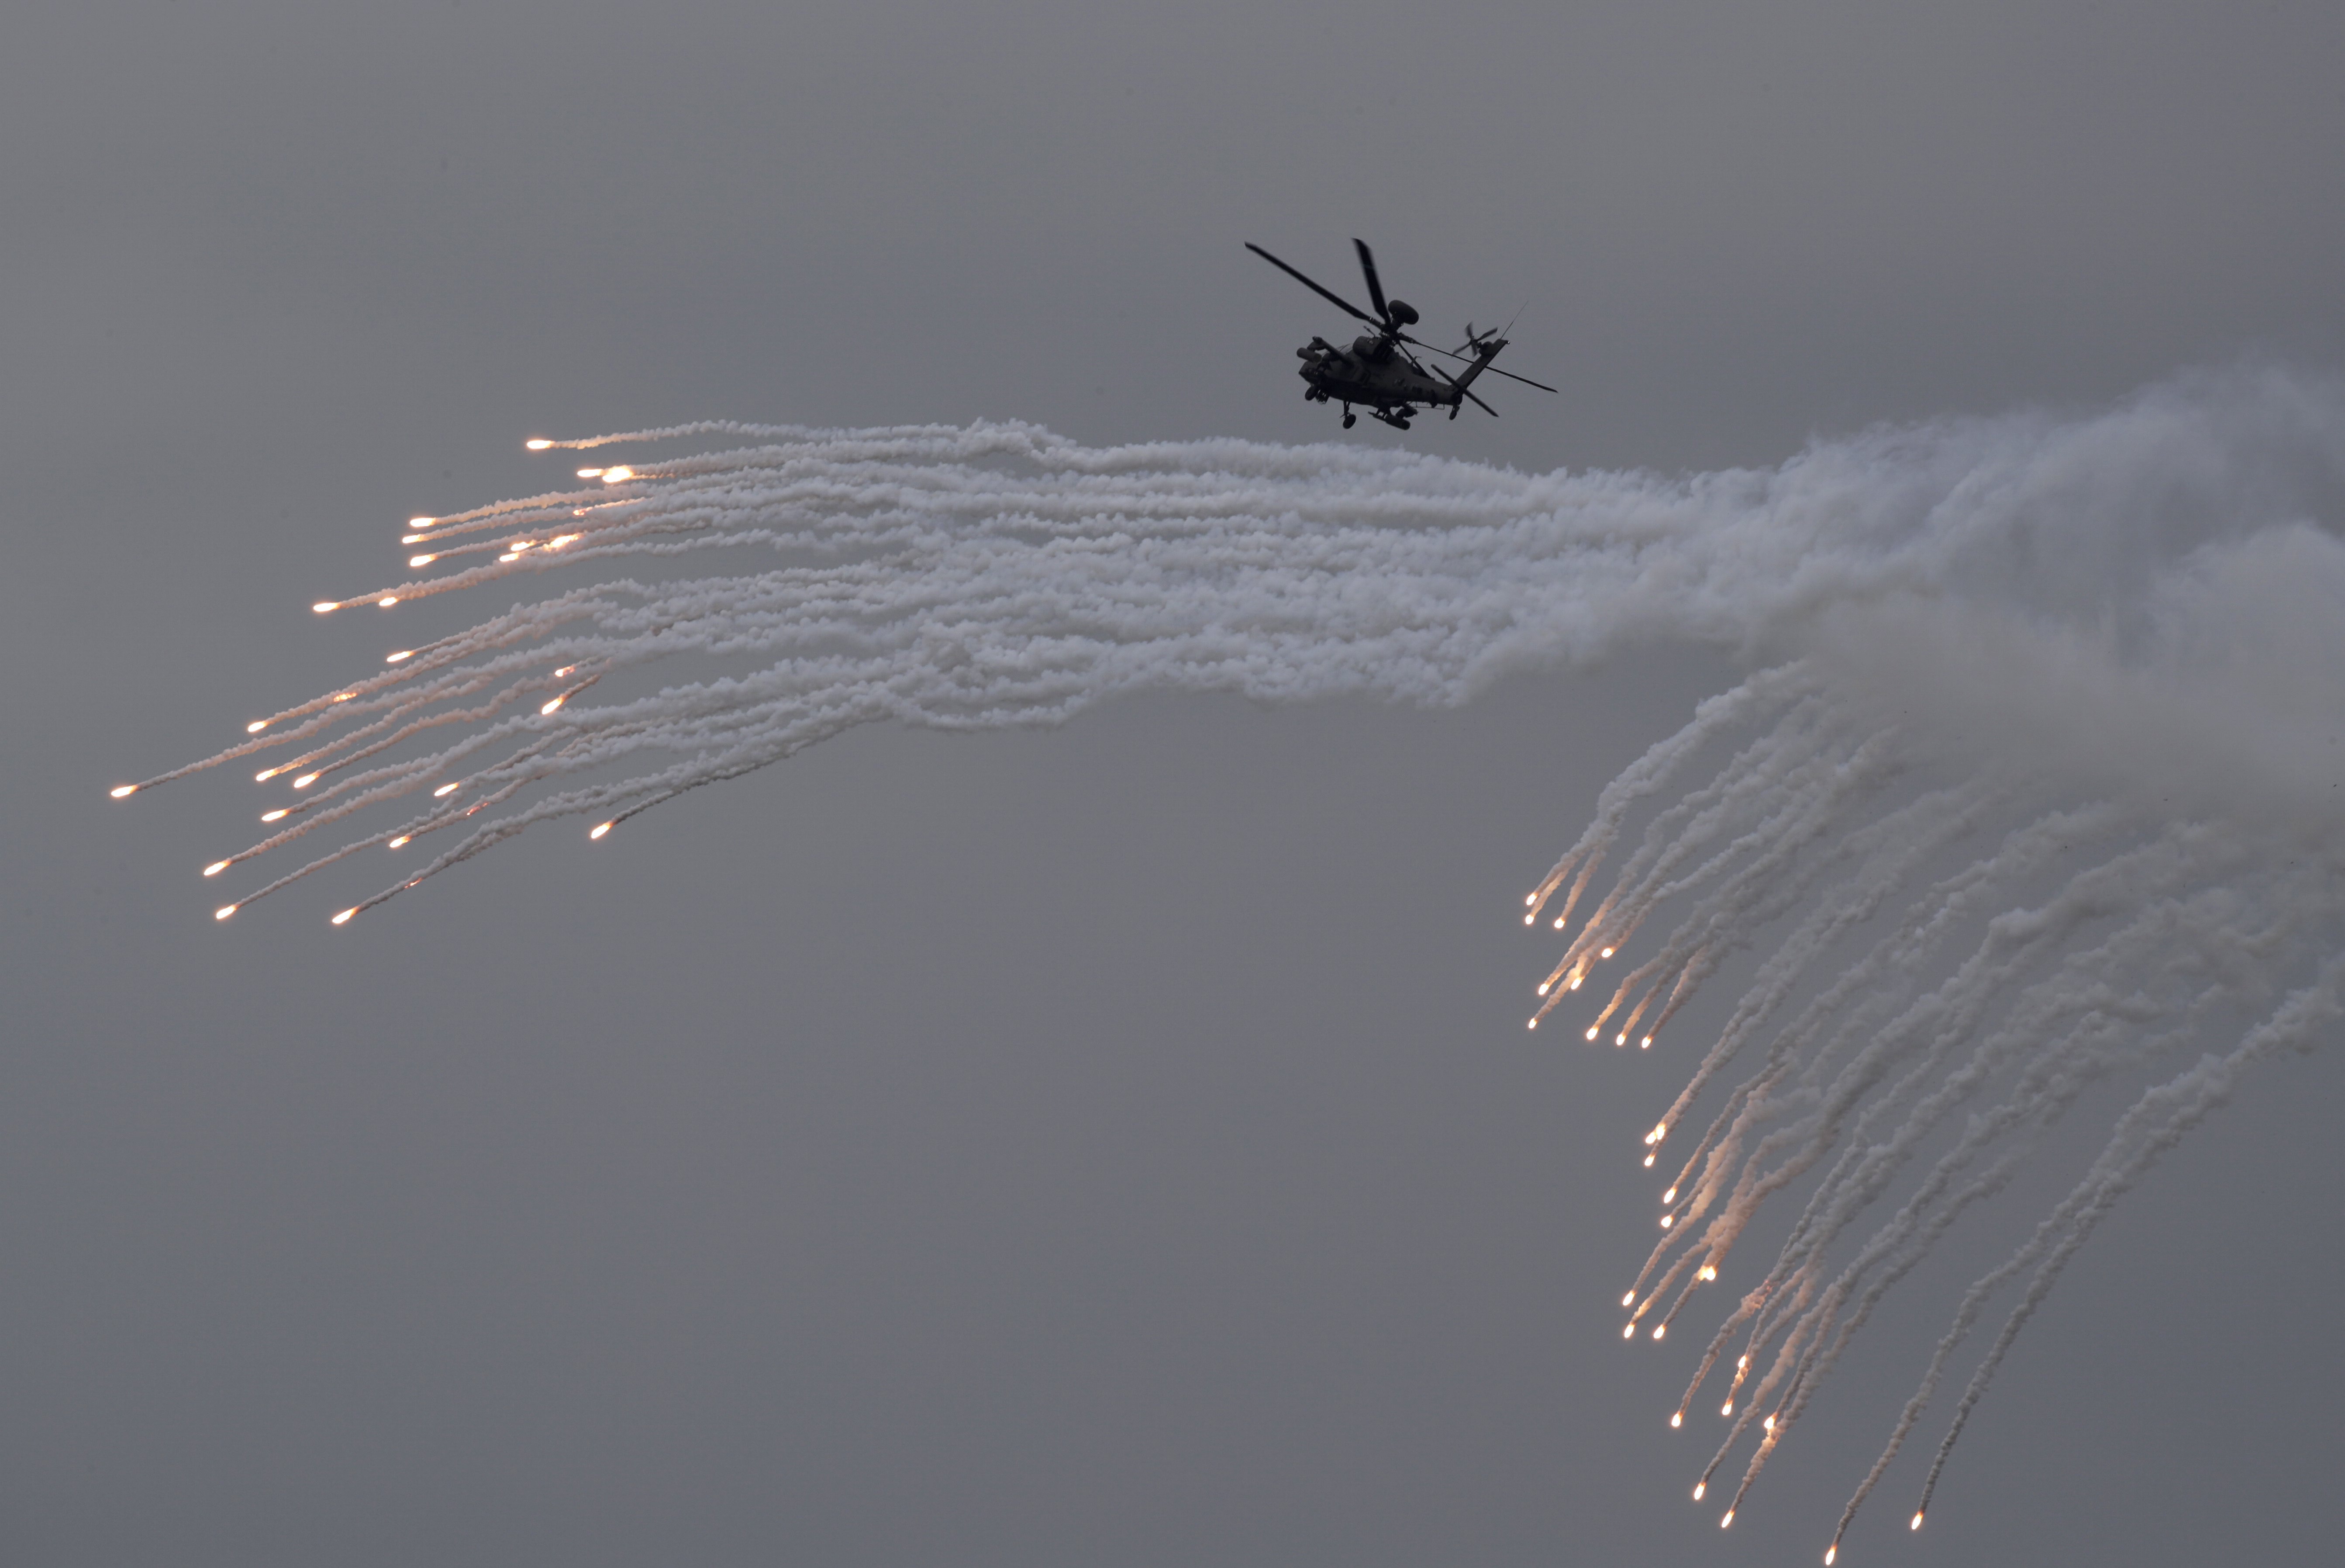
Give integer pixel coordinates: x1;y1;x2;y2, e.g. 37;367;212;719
121;364;2345;1544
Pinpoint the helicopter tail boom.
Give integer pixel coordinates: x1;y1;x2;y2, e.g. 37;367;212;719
1429;358;1500;419
1445;333;1508;395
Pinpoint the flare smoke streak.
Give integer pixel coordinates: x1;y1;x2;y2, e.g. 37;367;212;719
122;369;2345;1551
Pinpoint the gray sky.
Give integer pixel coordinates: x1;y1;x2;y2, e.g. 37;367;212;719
6;3;2343;1564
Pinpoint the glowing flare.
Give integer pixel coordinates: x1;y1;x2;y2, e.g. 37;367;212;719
410;517;437;527
550;534;579;547
1721;1513;1733;1529
331;908;356;925
1616;1033;1627;1045
1763;1414;1775;1431
1826;1547;1837;1565
1552;916;1564;928
1910;1514;1924;1532
409;554;437;567
246;720;269;734
1622;1290;1636;1307
203;861;229;877
377;596;399;608
554;666;574;677
386;650;414;662
1524;913;1535;925
313;601;338;613
541;696;565;714
1526;1019;1537;1030
401;534;425;544
1601;947;1614;958
526;438;554;450
214;905;237;920
1693;1483;1705;1501
1649;1122;1669;1143
331;693;353;702
1524;893;1537;906
293;773;319;789
261;809;288;823
387;836;410;848
1670;1412;1682;1428
600;465;634;482
1652;1324;1666;1340
1569;975;1582;990
1722;1403;1734;1416
433;782;460;797
1642;1154;1655;1167
109;785;137;799
1586;1027;1600;1041
1640;1037;1652;1049
1623;1323;1636;1340
1659;1214;1673;1228
255;768;278;782
590;822;613;839
1662;1187;1677;1203
1699;1265;1716;1281
577;467;604;478
1737;1356;1747;1370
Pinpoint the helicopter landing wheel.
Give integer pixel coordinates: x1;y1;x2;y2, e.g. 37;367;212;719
1341;411;1356;428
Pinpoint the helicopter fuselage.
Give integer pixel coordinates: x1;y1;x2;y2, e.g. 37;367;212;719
1296;335;1454;421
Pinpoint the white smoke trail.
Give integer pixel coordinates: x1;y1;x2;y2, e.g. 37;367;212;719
116;366;2345;1541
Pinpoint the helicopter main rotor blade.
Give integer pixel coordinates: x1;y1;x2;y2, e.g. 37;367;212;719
1353;238;1392;327
1405;336;1561;394
1473;364;1558;394
1245;243;1380;328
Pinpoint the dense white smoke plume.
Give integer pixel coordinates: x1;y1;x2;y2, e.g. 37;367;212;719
122;366;2345;1551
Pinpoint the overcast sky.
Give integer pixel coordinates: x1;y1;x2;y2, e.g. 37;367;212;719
6;4;2344;1565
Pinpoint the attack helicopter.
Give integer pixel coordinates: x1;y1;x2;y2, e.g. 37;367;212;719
1245;238;1557;429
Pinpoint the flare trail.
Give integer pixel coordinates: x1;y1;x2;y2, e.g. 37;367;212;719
118;368;2345;1548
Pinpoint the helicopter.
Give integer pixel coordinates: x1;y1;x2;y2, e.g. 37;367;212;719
1245;238;1557;429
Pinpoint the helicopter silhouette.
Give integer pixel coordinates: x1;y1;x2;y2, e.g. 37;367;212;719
1246;238;1557;430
